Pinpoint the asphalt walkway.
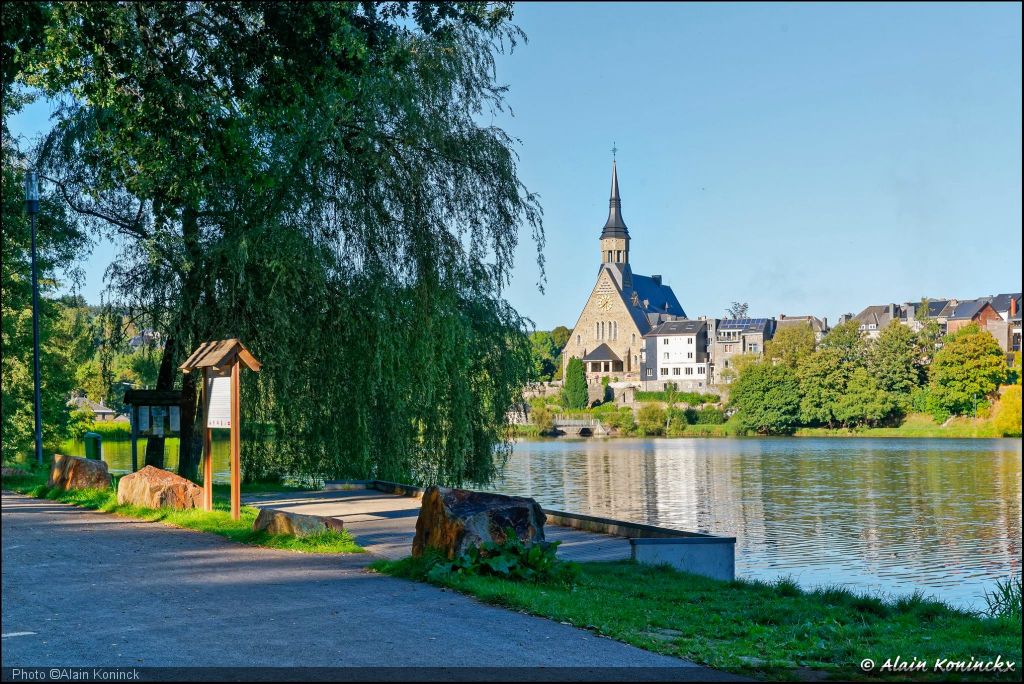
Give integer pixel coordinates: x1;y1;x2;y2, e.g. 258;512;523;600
1;493;738;679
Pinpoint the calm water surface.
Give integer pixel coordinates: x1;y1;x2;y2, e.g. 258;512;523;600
490;438;1022;609
70;434;1021;609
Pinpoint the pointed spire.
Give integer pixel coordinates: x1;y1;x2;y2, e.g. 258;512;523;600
601;160;628;238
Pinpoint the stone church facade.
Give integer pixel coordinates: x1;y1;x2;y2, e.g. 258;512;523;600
562;162;687;382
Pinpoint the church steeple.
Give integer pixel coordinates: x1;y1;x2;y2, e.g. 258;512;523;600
600;160;630;266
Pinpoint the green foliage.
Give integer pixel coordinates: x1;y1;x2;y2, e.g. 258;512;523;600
764;324;816;369
930;324;1008;416
730;362;801;435
23;3;542;486
550;325;571;350
819;320;867;366
868;321;925;401
528;330;559;382
636;404;667;436
530;403;555;435
422;530;580;587
562;357;588;410
694;406;726;424
633;390;718;404
833;367;897;428
993;385;1022;437
984;576;1022;622
1;142;91;461
796;348;849;427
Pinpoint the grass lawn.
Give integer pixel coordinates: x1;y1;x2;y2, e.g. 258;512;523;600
372;555;1022;681
795;413;1002;439
2;467;362;554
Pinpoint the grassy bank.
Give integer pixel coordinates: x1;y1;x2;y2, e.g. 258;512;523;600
373;556;1022;680
795;413;1003;439
2;467;361;554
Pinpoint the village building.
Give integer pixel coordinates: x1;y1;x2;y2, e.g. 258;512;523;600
707;317;775;385
776;314;829;342
562;162;686;382
640;320;710;390
945;298;1003;335
68;395;123;422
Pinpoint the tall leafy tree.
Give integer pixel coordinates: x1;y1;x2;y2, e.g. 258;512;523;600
24;2;543;485
729;362;801;435
528;331;558;382
819;320;868;366
929;324;1007;416
833;367;896;428
868;320;924;401
796;348;849;428
765;324;816;369
550;325;571;350
562;357;588;410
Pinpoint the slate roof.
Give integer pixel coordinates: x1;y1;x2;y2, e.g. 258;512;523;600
853;305;898;328
948;298;991;320
68;396;116;415
582;343;621;362
646;320;707;337
631;274;686;318
600;161;629;239
922;299;952;317
776;316;827;333
989;293;1021;313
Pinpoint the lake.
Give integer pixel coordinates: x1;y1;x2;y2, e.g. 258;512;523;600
492;438;1022;610
67;434;1021;609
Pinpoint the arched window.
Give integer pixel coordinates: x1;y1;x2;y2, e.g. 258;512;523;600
607;250;613;263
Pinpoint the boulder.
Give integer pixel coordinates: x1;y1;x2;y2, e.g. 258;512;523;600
412;486;546;559
47;454;111;491
253;508;346;537
1;467;31;478
117;466;204;509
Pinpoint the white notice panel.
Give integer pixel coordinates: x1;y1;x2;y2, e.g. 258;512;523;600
138;406;150;432
169;406;181;433
206;375;232;429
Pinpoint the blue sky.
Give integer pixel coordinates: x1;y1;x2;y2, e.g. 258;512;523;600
10;2;1022;329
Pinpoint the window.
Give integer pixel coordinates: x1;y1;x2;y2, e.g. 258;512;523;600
688;337;694;344
632;333;636;344
663;337;669;344
687;352;693;359
698;366;705;374
685;367;693;375
616;250;622;262
660;368;668;376
607;250;613;262
577;335;581;345
673;367;681;375
663;352;669;360
646;368;654;378
749;344;759;353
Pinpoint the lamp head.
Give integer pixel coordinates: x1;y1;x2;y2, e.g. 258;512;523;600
25;170;40;214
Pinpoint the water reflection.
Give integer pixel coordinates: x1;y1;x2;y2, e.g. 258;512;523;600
490;438;1023;609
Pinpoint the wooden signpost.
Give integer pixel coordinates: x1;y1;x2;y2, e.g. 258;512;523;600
122;389;184;473
180;339;262;520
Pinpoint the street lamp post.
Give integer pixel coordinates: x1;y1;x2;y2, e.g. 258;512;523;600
25;170;43;465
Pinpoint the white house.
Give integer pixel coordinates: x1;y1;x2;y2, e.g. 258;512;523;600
640;320;710;390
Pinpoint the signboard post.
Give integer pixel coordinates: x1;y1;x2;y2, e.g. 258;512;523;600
123;389;185;473
180;339;262;520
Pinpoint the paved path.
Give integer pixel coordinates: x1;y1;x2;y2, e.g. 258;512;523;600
1;493;736;679
243;488;631;562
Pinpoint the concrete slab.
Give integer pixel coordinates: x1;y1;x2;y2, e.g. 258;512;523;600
243;489;631;562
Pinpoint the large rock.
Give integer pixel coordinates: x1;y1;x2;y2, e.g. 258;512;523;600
47;454;111;491
412;486;546;559
117;466;203;510
253;508;346;537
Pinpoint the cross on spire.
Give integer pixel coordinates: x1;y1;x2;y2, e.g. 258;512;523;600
611;141;618;160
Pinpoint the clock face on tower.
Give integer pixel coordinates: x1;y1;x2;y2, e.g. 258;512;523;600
597;295;612;310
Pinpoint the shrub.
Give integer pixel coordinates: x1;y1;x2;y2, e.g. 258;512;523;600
562;357;588;410
637;404;666;436
984;576;1022;621
425;530;580;587
993;385;1022;437
695;407;726;424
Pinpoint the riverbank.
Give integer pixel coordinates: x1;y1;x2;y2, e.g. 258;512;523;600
373;555;1023;681
1;467;361;554
514;412;1010;440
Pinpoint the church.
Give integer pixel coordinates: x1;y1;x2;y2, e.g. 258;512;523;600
562;161;687;381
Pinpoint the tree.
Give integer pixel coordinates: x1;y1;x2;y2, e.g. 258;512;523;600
833;367;896;428
562;357;588;410
25;3;543;485
765;325;816;369
796;348;849;427
916;319;944;366
868;320;924;403
729;362;801;434
550;325;571;351
528;331;558;382
993;385;1022;437
726;302;749;319
930;324;1008;416
819;320;867;366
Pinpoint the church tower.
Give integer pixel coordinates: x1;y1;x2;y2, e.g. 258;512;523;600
599;160;630;267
